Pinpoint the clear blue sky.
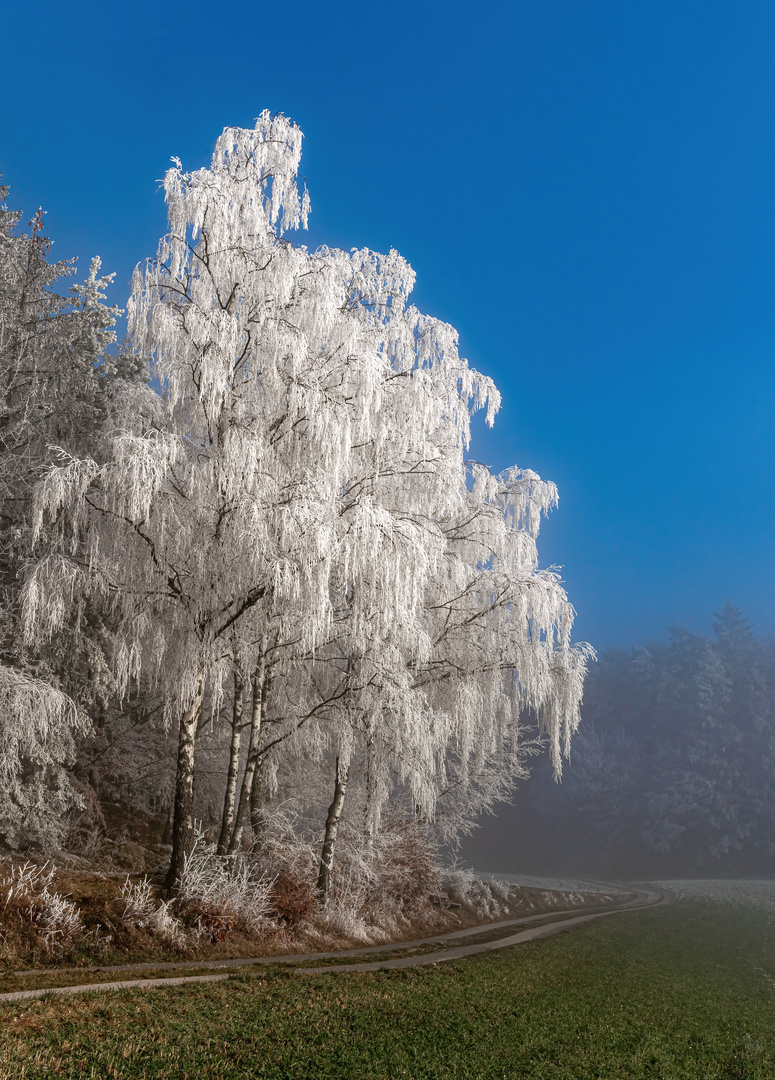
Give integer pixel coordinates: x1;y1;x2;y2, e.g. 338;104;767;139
3;0;775;652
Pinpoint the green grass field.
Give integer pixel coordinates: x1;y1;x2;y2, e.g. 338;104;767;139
2;888;774;1079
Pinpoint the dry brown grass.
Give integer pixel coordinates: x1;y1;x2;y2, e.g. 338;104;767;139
0;835;626;980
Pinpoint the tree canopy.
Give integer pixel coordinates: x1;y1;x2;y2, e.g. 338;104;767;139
4;116;590;905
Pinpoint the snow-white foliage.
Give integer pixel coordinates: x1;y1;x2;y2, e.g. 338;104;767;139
1;861;84;949
25;111;591;867
0;667;81;788
0;664;89;847
1;861;55;908
31;885;84;947
440;865;512;919
251;800;319;884
310;813;442;941
0;187;127;852
178;830;274;932
317;875;384;944
0;193;121;503
119;876;184;944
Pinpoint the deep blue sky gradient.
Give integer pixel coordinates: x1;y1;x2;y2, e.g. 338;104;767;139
3;0;775;652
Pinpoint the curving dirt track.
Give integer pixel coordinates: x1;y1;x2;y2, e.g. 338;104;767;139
0;882;671;1004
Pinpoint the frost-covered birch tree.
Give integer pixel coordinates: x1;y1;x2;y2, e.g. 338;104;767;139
421;463;592;834
25;113;590;892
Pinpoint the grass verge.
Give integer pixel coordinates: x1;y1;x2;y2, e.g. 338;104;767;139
1;896;773;1078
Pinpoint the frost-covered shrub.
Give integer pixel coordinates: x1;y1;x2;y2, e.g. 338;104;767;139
319;875;376;943
178;831;274;933
318;816;443;941
119;876;184;945
440;865;512;919
487;877;514;907
370;818;442;915
1;861;84;951
31;887;84;947
1;861;53;907
252;803;320;927
257;803;319;881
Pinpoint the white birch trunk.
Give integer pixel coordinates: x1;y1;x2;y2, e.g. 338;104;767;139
165;668;204;892
316;752;351;908
217;661;244;856
227;640;268;855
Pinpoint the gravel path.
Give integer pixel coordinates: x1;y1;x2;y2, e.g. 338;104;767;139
0;883;668;1004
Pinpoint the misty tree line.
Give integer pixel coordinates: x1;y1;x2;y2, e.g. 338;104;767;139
530;604;775;874
0;114;590;903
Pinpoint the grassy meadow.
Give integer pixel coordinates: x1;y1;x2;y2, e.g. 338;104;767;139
1;884;774;1079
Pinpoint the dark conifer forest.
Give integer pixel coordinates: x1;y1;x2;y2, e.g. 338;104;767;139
489;604;775;878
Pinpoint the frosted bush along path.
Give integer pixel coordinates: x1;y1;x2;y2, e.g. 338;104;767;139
17;111;590;906
0;882;661;1002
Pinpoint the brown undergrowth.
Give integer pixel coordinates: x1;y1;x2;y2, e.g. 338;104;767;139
0;865;626;978
0;816;627;975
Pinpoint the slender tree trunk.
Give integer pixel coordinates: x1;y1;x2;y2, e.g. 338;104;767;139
161;801;173;846
165;669;205;893
363;729;377;842
316;753;350;908
249;752;265;844
227;639;268;856
216;661;244;856
249;667;272;842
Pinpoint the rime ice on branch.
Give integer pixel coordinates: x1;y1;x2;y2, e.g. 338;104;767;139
25;113;592;891
0;181;123;849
